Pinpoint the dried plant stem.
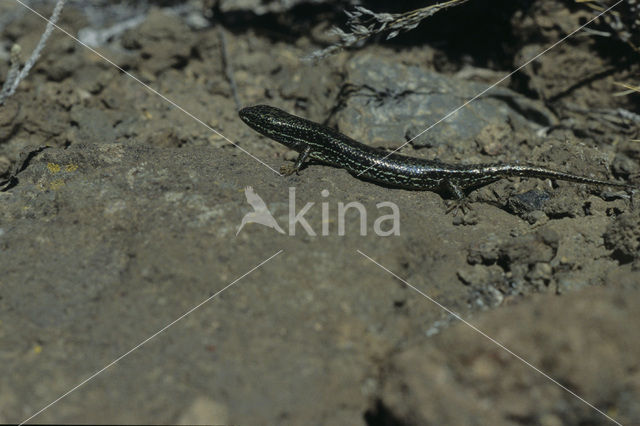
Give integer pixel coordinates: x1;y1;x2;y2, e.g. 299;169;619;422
306;0;470;60
0;0;67;105
0;44;22;103
218;26;241;110
613;81;640;95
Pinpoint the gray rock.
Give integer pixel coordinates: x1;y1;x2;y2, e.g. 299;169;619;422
334;54;548;150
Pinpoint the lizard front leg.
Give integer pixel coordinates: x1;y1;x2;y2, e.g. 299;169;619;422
280;146;312;176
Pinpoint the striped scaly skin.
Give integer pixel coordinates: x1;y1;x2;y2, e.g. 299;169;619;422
239;105;632;211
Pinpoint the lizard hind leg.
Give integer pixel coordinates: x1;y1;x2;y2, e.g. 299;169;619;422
441;180;473;216
445;198;473;216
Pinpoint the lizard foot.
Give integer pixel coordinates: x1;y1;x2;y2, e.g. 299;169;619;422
445;198;473;216
280;163;298;176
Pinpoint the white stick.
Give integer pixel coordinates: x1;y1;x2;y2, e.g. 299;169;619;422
0;0;67;104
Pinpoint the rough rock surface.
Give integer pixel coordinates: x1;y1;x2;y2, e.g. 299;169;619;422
1;1;638;424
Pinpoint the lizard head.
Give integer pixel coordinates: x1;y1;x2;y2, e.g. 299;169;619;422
239;105;310;152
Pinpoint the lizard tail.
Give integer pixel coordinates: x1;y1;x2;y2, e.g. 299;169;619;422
492;164;632;189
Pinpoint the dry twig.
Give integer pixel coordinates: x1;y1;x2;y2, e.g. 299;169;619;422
0;0;67;105
306;0;470;60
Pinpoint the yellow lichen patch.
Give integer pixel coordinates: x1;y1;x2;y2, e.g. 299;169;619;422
47;162;61;173
65;163;78;172
33;344;42;354
49;179;65;190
